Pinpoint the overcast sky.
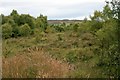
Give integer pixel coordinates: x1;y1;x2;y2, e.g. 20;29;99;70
0;0;111;20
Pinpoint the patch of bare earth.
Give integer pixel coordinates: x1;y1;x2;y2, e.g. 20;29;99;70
2;47;74;78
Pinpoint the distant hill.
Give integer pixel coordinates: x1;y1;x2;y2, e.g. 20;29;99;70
48;20;83;24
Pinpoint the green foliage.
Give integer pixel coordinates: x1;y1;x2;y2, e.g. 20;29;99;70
73;23;79;32
90;21;103;32
36;15;48;31
45;26;55;33
57;33;63;41
78;21;91;33
2;10;48;39
19;14;35;29
10;10;20;24
65;51;78;63
95;15;118;77
103;4;113;20
2;16;14;25
33;28;41;36
2;2;120;78
90;10;103;21
53;25;64;32
10;10;18;16
96;19;117;43
90;10;104;32
19;24;31;36
34;31;47;43
12;25;19;37
2;23;13;39
34;34;43;43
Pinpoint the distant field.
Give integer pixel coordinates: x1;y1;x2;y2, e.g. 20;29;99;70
48;20;82;24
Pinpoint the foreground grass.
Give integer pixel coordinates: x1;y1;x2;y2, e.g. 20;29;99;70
2;31;107;78
3;48;73;78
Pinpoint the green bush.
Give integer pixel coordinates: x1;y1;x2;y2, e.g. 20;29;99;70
19;23;31;36
54;25;64;32
90;21;103;32
77;21;91;33
73;23;79;32
12;25;19;37
34;31;47;43
2;23;13;39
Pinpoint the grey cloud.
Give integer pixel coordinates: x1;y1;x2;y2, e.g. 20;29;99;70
0;1;105;20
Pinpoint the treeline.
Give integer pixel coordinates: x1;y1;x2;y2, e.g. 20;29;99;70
1;10;47;39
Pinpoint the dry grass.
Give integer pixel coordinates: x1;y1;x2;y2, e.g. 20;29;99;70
2;46;74;78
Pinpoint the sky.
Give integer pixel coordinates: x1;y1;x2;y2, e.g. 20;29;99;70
0;0;110;20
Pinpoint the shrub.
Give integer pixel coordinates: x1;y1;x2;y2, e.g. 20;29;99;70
33;28;41;36
45;26;55;33
34;31;46;43
54;25;64;32
19;23;31;36
73;23;79;32
11;25;19;37
2;23;13;39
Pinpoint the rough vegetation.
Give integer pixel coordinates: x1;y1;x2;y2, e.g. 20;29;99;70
1;0;120;78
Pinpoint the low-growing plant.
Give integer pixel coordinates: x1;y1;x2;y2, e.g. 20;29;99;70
65;51;78;63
